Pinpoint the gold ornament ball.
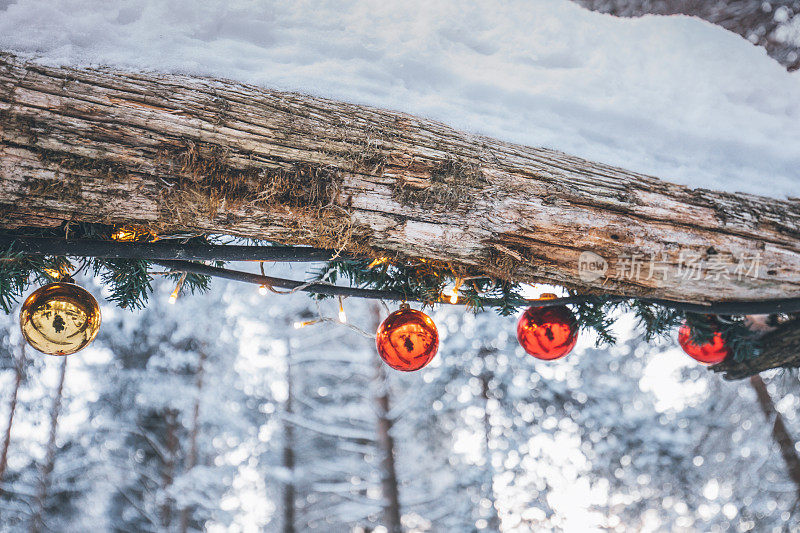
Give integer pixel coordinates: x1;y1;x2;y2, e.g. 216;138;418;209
19;282;101;356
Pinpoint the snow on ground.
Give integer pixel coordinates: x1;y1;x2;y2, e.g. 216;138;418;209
0;0;798;198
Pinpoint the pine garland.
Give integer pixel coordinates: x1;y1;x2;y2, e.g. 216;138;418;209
683;313;763;363
0;223;214;310
310;256;796;363
0;245;71;313
1;222;798;368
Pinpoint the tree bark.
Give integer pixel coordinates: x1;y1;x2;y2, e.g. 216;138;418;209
1;52;798;305
712;318;800;379
282;339;296;533
370;304;403;533
748;375;800;500
0;342;24;490
179;348;206;533
160;409;179;530
479;371;501;532
29;355;67;533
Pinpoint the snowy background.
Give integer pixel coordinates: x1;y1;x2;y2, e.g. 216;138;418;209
1;273;800;532
2;0;800;531
0;0;799;197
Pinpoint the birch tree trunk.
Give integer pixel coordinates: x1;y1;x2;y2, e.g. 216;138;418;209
370;304;403;533
29;355;67;533
179;349;206;533
748;375;800;500
0;342;24;490
479;371;501;532
1;53;798;305
282;339;296;533
160;409;179;530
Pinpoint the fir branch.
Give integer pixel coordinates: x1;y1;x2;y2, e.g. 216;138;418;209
0;225;791;371
683;313;718;346
0;242;72;313
313;258;450;304
568;296;619;346
628;301;684;342
684;313;762;363
495;281;526;316
314;258;530;315
94;259;153;309
164;270;213;296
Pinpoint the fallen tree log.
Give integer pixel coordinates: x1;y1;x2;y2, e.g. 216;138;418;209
1;51;799;306
713;318;800;380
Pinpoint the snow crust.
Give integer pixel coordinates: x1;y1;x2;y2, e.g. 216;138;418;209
0;0;798;198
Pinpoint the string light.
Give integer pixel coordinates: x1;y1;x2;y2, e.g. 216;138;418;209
447;277;463;304
338;296;347;324
258;262;271;296
111;225;153;242
169;272;187;304
43;266;69;281
111;227;136;242
367;257;389;269
293;319;320;329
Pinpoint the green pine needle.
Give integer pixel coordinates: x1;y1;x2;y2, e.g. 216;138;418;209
95;258;153;309
0;225;772;367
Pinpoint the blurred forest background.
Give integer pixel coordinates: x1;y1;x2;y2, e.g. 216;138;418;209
2;1;800;531
1;270;800;532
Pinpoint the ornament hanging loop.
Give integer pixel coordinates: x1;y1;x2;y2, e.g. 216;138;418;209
44;264;74;283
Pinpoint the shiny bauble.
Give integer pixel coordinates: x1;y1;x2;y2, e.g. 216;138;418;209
677;323;730;365
19;282;101;356
516;305;578;360
376;306;439;371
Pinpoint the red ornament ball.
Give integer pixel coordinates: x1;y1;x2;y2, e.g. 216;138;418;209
678;323;730;365
376;306;439;371
516;305;578;360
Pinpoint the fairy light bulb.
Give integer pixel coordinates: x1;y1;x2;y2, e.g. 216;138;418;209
168;273;187;304
43;267;66;280
111;227;137;242
448;278;463;304
367;257;389;269
111;225;154;242
258;284;269;296
338;297;347;323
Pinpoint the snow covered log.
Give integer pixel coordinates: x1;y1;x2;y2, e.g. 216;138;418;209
1;52;799;305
